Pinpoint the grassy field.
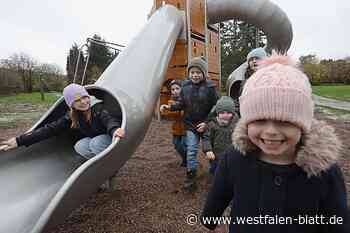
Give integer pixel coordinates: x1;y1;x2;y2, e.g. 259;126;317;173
0;92;61;106
312;85;350;102
0;92;61;129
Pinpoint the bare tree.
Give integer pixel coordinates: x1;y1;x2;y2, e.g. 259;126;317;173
4;52;37;92
34;63;65;100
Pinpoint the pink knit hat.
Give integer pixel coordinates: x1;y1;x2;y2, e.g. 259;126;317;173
239;54;314;132
63;83;89;107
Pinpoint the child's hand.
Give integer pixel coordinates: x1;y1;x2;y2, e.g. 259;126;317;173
0;138;18;152
196;122;206;133
206;151;216;160
160;104;169;113
113;128;125;139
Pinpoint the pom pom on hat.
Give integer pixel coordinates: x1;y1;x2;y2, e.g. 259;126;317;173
257;51;297;68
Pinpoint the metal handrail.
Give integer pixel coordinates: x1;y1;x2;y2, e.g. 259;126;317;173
73;38;125;85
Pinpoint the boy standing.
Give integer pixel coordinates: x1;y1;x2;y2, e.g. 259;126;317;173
161;57;219;190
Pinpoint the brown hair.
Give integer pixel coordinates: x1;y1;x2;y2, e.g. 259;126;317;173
69;108;92;128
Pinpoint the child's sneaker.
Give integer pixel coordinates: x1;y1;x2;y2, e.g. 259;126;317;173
183;170;197;191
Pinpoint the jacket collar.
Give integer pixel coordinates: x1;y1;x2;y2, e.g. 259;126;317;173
232;119;343;177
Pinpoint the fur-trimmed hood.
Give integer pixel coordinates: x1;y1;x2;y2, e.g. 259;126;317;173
232;119;343;177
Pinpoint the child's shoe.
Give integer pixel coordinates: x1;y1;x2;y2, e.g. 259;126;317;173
183;170;197;191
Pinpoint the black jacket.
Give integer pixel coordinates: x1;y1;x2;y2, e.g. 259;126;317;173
201;119;349;233
16;103;122;147
169;79;219;131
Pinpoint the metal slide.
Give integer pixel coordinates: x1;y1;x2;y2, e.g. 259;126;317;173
0;1;292;232
0;5;184;233
208;0;294;97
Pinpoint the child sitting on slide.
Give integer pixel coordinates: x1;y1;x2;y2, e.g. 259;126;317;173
0;83;125;160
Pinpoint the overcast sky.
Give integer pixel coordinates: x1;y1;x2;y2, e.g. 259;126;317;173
0;0;349;71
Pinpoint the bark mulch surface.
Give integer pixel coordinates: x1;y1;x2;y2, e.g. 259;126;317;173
1;111;349;233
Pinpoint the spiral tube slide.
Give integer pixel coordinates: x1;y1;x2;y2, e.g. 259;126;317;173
207;0;293;97
0;5;183;233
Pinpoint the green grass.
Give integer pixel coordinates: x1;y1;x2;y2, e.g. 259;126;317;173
312;85;350;102
0;92;61;129
0;92;61;106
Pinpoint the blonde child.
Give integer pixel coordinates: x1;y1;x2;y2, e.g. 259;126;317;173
233;47;267;117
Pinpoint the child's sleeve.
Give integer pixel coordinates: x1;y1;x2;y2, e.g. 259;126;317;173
16;114;71;147
206;105;217;121
202;124;214;153
204;88;220;124
100;109;122;137
169;91;185;111
320;165;350;233
165;100;182;119
201;152;234;230
211;88;220;108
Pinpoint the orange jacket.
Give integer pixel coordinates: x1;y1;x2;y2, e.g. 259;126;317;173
166;99;185;136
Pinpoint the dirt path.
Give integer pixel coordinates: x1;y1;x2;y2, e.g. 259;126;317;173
313;94;350;112
1;111;349;233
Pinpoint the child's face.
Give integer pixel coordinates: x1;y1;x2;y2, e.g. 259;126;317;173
72;96;90;111
170;84;181;97
248;57;260;72
189;67;204;84
217;111;233;122
247;119;301;157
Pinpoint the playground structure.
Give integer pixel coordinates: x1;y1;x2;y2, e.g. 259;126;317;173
222;0;293;98
152;0;221;113
0;1;293;233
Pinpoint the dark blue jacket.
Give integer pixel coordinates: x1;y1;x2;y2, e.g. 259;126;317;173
201;119;350;233
169;79;219;131
201;149;349;233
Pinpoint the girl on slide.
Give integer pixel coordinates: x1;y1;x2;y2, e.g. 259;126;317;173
0;83;125;160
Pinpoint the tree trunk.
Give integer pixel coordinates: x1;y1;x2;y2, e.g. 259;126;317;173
21;70;26;92
39;75;45;101
28;70;33;93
